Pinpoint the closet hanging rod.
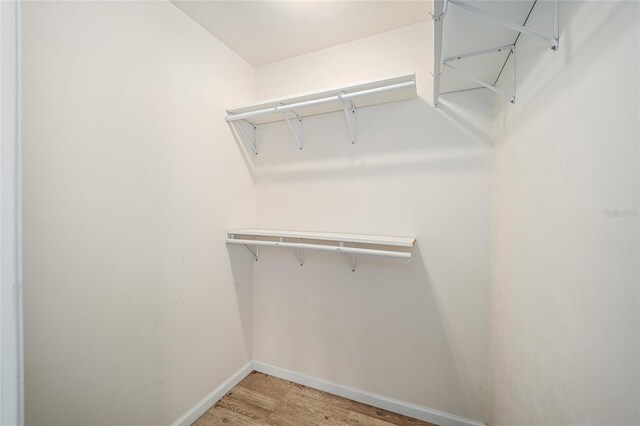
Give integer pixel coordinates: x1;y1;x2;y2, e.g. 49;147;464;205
225;81;415;122
226;238;412;260
228;229;415;247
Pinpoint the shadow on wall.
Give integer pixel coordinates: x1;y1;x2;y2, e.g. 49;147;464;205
226;240;256;361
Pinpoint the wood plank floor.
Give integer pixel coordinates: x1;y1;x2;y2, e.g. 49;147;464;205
193;371;436;426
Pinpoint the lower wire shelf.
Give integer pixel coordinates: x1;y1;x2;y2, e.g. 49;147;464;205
226;229;415;271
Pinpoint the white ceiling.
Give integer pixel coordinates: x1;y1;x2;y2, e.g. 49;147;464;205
171;1;430;67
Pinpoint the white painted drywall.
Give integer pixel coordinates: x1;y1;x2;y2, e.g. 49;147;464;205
250;22;493;422
21;2;255;425
491;1;640;424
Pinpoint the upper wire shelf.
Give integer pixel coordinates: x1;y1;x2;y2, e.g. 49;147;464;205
225;74;417;154
432;0;559;106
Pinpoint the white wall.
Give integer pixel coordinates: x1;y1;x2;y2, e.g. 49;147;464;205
250;22;493;422
21;2;255;425
491;1;640;424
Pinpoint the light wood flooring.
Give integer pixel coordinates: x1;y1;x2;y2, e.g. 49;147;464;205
193;371;436;426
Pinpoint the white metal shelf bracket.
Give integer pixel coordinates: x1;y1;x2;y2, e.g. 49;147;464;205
281;108;304;150
428;0;448;22
227;234;259;261
449;0;559;50
349;243;357;272
241;244;258;261
339;241;357;272
229;121;258;155
298;238;304;266
443;44;516;103
338;91;357;144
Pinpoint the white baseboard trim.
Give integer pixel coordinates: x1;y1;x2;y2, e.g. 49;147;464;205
171;360;485;426
170;361;253;426
253;361;485;426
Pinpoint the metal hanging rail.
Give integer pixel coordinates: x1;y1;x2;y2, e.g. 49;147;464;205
226;230;415;272
432;0;559;106
225;81;414;123
225;74;416;154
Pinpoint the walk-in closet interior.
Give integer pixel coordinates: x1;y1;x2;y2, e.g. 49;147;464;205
0;1;638;425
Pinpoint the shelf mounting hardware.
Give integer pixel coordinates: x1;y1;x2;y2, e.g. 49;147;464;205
298;238;304;266
349;243;357;272
227;233;259;261
280;106;304;150
449;0;559;50
443;44;516;104
338;91;357;144
338;241;357;272
241;244;258;261
228;121;258;155
428;0;449;22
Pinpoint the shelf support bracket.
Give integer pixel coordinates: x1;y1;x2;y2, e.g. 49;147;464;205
339;241;357;272
281;109;304;150
241;244;258;261
350;242;357;272
228;120;258;155
449;0;559;50
338;91;356;144
428;0;448;21
443;44;516;104
227;234;259;261
298;238;304;266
